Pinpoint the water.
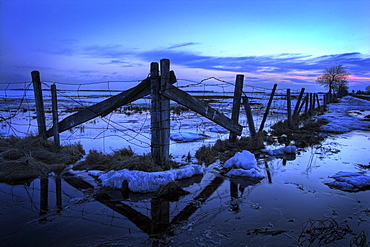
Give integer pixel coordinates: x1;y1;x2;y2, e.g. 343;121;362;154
1;131;369;246
1;89;368;246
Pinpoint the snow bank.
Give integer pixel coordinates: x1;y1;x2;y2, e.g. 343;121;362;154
326;171;370;192
97;164;203;193
318;96;370;133
261;146;297;155
170;132;209;142
223;150;264;179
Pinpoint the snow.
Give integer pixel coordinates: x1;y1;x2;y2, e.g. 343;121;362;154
209;125;228;133
225;168;265;179
261;146;297;155
170;132;209;142
97;164;203;193
317;96;370;133
326;171;370;192
223;150;264;179
224;150;257;170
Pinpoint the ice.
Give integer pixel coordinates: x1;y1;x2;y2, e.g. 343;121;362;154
261;146;297;155
170;132;209;142
326;171;370;192
98;164;203;193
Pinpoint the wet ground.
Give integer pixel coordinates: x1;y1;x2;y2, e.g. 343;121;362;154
1;130;369;246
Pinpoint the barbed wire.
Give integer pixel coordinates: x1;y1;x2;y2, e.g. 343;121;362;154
1;76;320;154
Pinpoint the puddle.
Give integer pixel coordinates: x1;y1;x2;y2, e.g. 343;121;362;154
1;131;369;246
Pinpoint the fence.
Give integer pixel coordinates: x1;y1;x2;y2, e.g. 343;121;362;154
0;59;331;164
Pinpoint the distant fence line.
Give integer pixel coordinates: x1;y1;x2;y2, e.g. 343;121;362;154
0;59;333;163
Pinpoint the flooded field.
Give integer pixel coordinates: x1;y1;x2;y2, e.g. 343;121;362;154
1;130;369;246
1;89;369;246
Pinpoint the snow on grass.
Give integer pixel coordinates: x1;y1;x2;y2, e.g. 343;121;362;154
96;164;203;193
318;96;370;133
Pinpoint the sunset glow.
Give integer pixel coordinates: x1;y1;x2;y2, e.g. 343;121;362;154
1;0;369;91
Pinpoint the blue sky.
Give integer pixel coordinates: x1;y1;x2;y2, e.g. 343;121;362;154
1;0;369;91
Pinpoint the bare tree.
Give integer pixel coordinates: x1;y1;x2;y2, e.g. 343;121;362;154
316;64;350;95
365;85;370;94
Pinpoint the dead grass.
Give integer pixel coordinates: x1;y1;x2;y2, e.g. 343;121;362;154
0;135;85;183
73;148;180;172
195;132;267;165
269;118;328;148
195;114;329;165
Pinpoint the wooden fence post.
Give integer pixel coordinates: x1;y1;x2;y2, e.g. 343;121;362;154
150;62;161;164
315;93;320;110
242;96;256;138
31;71;47;139
258;84;277;132
160;59;170;164
229;74;244;142
304;94;309;114
293;88;305;118
309;93;314;114
51;84;60;151
287;89;292;127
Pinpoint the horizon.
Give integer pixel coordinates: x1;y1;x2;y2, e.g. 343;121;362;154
1;0;369;92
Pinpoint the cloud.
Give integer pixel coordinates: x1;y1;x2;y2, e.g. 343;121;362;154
166;42;201;49
138;49;370;79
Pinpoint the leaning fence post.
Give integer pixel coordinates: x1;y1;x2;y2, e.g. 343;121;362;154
31;71;47;140
229;74;244;142
304;94;309;114
242;96;256;138
287;89;292;127
293;88;305;119
258;84;277;132
150;62;161;164
160;59;171;164
51;84;60;151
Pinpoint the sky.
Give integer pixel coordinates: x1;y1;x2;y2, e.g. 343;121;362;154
1;0;369;92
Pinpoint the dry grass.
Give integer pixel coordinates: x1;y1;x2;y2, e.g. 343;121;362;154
195;113;329;165
269;118;328;148
73;148;180;172
0;135;85;183
195;132;267;165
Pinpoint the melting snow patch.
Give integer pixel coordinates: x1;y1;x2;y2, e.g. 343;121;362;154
170;132;209;142
209;125;228;133
223;150;264;179
326;171;370;192
224;150;257;170
225;168;265;179
261;146;297;155
98;164;203;193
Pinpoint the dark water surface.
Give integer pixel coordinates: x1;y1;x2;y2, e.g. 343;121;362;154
1;131;369;247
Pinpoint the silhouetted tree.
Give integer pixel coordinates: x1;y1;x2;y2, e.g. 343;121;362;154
316;64;350;96
365;85;370;94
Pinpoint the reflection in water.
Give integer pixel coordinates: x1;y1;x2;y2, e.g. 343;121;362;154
1;147;368;246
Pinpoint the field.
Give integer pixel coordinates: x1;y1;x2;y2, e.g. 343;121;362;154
1;88;370;246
